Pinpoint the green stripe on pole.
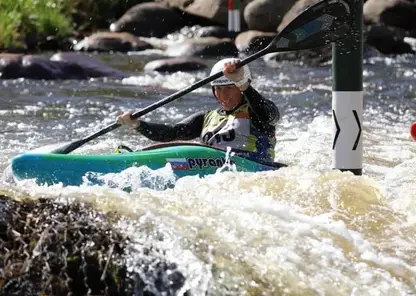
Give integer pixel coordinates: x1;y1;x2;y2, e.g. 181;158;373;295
235;0;240;10
332;0;363;91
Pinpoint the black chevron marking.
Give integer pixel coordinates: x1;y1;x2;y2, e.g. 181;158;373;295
352;110;361;150
332;109;340;150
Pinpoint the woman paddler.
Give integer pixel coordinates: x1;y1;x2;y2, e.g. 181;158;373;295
116;58;280;163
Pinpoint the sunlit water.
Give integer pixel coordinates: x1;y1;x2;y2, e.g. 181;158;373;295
0;46;415;295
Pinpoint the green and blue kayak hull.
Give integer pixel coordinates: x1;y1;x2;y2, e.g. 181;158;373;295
11;144;286;187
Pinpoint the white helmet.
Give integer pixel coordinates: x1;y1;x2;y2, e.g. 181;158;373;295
210;58;251;86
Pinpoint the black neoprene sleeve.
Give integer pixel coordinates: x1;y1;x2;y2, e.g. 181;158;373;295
134;86;279;141
135;111;206;142
242;86;280;125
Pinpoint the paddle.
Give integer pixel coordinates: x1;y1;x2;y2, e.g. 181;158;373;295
50;0;352;154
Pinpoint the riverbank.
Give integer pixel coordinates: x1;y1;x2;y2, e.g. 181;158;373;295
0;0;144;52
0;195;186;295
1;0;415;57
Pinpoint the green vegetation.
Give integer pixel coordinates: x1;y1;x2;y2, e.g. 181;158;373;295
0;0;144;50
0;10;21;49
0;0;72;49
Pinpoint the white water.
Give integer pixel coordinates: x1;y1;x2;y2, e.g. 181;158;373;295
0;52;415;295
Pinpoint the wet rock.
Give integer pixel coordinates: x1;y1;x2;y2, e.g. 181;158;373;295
158;0;194;9
264;41;391;65
0;55;88;80
264;45;333;66
0;53;125;80
277;0;322;33
110;2;187;38
73;32;153;52
50;52;126;78
181;0;253;26
0;197;12;242
198;26;239;39
244;0;296;32
173;7;225;27
235;30;276;54
0;195;188;296
404;36;416;51
363;43;385;58
365;24;415;54
165;37;238;57
364;0;416;31
144;57;208;72
166;25;238;41
0;54;24;79
70;0;154;32
0;196;129;295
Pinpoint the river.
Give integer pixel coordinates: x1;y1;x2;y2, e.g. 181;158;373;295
0;45;415;295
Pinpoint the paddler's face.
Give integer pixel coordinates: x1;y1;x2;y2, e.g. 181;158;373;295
214;85;243;111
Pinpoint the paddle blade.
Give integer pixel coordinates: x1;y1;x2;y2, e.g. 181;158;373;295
272;0;352;52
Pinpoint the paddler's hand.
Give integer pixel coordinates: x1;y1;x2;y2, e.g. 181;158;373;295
223;60;249;91
116;111;140;129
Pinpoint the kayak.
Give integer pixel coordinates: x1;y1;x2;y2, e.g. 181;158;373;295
10;142;287;187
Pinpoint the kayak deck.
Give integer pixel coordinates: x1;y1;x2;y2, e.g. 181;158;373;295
11;143;287;187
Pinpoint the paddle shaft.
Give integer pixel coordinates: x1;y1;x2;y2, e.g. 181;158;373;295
78;48;270;147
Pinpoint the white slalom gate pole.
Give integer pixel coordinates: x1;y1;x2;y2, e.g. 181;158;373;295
332;0;363;175
228;0;234;32
233;0;241;32
332;92;363;173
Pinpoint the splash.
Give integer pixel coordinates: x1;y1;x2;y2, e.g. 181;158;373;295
83;164;177;192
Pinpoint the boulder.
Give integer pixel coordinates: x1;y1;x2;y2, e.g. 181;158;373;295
277;0;321;33
144;57;208;72
0;54;24;79
0;198;12;242
73;32;153;52
365;24;414;54
0;53;125;80
181;0;253;27
404;36;416;51
110;3;187;37
165;37;238;57
244;0;296;32
198;26;239;39
263;45;332;66
364;0;416;31
235;30;276;53
0;55;87;80
157;0;194;9
50;52;126;78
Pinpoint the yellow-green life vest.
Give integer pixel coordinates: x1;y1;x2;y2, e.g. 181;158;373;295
201;104;276;162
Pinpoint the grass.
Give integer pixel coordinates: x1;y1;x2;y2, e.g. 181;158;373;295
0;10;22;49
0;0;143;50
0;0;72;49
